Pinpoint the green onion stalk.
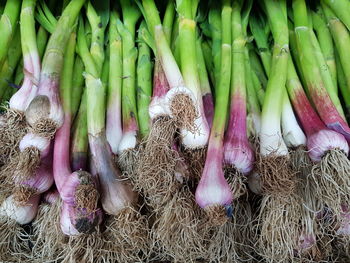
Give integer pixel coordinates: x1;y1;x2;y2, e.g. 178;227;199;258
223;0;254;200
208;1;221;86
176;0;210;152
137;22;153;139
293;0;350;229
196;0;233;226
248;48;268;89
13;0;86;199
322;4;350;108
80;7;149;262
0;0;21;70
0;27;21;101
335;50;350;117
293;1;350;142
135;4;185;209
116;0;141;173
14;25;49;88
321;0;350;31
70;28;89;172
197;36;214;129
105;10;122;159
49;31;102;262
254;1;304;262
309;17;342;113
257;0;296;196
201;40;215;87
250;6;306;171
245;46;262;140
141;0;210;156
312;8;337;89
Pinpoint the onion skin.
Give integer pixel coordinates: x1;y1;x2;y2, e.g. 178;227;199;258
307;129;349;162
195;141;232;209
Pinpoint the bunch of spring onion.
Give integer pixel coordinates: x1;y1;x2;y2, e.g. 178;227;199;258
0;0;350;262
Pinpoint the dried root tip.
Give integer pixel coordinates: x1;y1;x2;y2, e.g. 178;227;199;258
181;146;207;182
257;194;302;263
290;146;312;178
0;216;31;262
204;204;228;227
225;167;247;200
170;93;198;132
62;232;104;263
118;148;138;176
310;149;350;218
102;207;149;263
151;188;206;262
204;199;257;263
5;108;26;130
75;184;99;213
30;118;58;139
257;155;296;195
14;147;41;181
31;200;66;262
12;185;37;206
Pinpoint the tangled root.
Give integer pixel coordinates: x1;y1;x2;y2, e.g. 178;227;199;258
75;172;99;214
12;185;37;206
204;199;256;263
310;149;350;218
13;147;41;182
290;146;312;179
0;216;31;262
204;205;228;227
225;167;247;200
61;231;105;263
0;109;27;166
256;194;302;263
181;146;207;182
150;187;206;262
135;117;182;208
117;147;138;177
31;200;66;262
257;155;296;195
170;93;198;132
30;118;58;139
101;207;149;263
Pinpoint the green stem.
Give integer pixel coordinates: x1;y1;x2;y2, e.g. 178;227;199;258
60;32;76;115
41;0;86;76
322;3;350;104
312;9;337;88
196;37;211;96
0;26;21;100
86;2;106;75
259;0;289;156
137;22;153;138
309;20;339;98
117;19;139;131
208;2;221;86
201;40;215;86
322;0;350;31
163;0;175;43
335;49;350;116
249;49;268;89
71;89;88;170
0;0;21;70
71;56;85;120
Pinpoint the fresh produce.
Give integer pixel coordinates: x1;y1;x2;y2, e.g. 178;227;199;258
0;0;350;262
